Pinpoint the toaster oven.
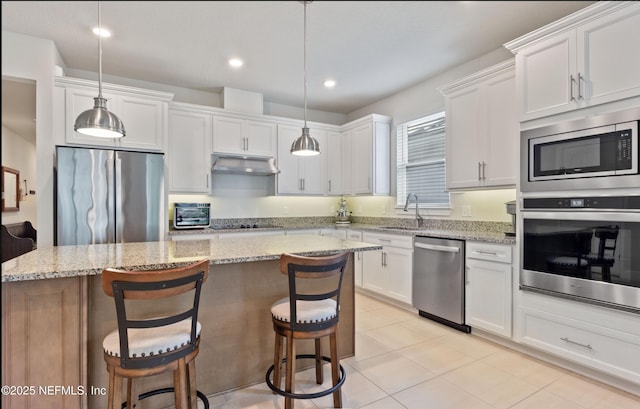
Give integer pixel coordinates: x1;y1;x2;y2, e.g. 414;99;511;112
173;203;211;229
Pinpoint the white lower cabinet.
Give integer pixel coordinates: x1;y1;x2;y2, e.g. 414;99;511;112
346;230;364;287
361;232;413;304
465;242;513;338
320;228;347;240
517;291;640;384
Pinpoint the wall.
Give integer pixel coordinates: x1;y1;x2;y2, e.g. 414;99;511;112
3;29;517;245
2;31;62;248
345;47;516;222
170;47;517;223
1;125;37;224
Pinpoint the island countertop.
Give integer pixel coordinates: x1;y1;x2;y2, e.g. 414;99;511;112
1;235;382;282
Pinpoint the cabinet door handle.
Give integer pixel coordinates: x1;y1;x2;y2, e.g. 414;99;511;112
570;75;577;101
328;179;332;192
577;73;584;100
482;162;486;181
478;162;482;181
474;250;498;256
560;337;592;350
302;178;305;191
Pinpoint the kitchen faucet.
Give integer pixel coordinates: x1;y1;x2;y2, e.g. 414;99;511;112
404;193;424;228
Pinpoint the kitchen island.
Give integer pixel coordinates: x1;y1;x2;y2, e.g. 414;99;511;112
1;235;381;409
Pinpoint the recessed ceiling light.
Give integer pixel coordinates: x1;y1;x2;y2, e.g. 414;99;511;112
324;79;336;88
229;58;244;68
92;27;111;38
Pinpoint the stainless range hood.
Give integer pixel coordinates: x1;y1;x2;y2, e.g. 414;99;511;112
211;153;280;175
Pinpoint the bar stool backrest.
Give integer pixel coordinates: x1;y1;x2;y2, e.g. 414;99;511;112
279;251;350;332
101;259;209;370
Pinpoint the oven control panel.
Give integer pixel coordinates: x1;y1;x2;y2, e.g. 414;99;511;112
523;196;640;210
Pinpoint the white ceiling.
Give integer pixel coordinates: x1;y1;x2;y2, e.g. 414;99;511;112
2;1;595;142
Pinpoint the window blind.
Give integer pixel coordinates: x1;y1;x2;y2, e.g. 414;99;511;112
396;112;449;208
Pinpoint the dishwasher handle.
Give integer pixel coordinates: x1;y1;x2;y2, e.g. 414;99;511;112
415;242;461;253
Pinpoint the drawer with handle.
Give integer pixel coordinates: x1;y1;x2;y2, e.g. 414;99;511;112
466;241;512;264
362;232;413;249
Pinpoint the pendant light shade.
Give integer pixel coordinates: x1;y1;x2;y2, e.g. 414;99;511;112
74;97;125;138
74;1;125;138
291;1;319;156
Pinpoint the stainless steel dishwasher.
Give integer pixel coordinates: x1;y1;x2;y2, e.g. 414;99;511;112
413;236;470;333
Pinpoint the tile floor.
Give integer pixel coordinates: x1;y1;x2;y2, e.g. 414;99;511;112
201;292;640;409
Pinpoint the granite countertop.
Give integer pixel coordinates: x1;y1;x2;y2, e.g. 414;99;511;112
169;223;516;245
1;235;381;283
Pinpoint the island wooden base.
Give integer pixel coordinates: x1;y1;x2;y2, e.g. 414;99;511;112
87;257;355;408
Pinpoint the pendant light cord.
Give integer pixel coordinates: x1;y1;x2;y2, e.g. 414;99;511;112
303;1;307;128
97;0;103;99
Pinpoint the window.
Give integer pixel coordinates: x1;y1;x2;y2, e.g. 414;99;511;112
396;112;449;208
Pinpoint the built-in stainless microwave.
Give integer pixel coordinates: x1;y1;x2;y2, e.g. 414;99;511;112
521;108;640;192
173;203;211;229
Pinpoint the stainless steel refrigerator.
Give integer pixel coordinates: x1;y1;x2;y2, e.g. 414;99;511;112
55;146;165;245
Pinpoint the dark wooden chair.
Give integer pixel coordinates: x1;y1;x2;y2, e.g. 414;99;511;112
545;230;594;278
1;221;37;263
266;251;350;409
101;259;209;409
585;225;619;282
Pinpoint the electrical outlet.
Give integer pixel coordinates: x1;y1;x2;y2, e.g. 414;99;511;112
283;206;289;215
381;206;387;215
461;205;472;217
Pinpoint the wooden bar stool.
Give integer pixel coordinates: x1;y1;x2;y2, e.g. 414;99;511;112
265;251;350;409
101;259;210;409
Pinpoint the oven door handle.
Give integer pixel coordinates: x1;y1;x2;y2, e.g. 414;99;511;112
521;211;637;222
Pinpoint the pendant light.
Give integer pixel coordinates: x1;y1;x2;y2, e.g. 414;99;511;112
290;1;320;156
74;1;125;138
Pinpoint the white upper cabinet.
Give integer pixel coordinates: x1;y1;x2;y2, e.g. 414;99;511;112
276;124;326;195
341;115;391;195
212;116;276;157
505;2;640;121
441;60;518;190
56;77;172;151
116;94;167;151
325;130;343;195
167;104;212;193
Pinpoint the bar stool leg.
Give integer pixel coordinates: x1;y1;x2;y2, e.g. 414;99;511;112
126;378;139;409
107;366;121;409
330;332;342;408
285;336;296;409
174;359;189;409
188;360;197;409
273;333;283;391
315;338;324;384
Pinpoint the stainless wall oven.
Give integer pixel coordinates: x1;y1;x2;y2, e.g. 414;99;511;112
521;196;640;313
